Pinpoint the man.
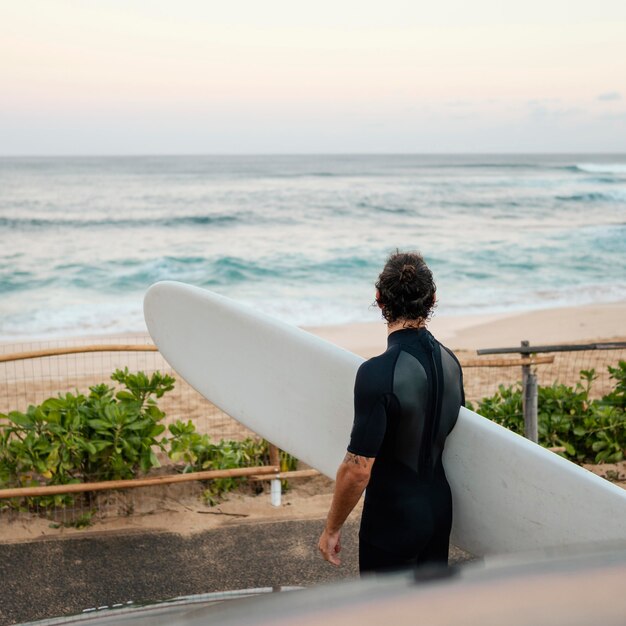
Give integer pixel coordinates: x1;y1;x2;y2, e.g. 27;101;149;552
318;251;464;573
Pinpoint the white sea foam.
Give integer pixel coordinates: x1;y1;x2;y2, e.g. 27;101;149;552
576;163;626;174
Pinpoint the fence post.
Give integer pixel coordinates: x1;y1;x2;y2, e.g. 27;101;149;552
269;444;282;507
521;340;539;443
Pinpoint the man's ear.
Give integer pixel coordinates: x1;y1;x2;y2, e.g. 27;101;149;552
375;289;383;309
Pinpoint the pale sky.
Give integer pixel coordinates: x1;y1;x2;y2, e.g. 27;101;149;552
1;0;625;154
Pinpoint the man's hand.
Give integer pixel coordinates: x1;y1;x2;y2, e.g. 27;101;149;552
318;527;342;566
317;452;374;567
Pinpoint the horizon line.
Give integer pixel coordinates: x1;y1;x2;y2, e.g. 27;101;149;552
2;151;626;159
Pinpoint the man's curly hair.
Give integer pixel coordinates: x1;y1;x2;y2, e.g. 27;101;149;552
375;251;436;324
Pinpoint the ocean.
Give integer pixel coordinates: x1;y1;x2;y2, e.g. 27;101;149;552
0;154;625;340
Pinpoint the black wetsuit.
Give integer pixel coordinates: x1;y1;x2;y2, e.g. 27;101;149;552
347;328;464;573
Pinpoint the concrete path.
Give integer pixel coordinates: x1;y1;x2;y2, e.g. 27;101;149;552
0;519;359;625
1;518;472;626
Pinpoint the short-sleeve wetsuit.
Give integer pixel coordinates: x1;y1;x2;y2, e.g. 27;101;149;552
348;327;464;573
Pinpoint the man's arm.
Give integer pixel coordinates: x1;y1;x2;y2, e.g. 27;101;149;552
318;451;374;566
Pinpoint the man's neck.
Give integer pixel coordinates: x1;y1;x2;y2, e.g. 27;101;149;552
387;319;426;336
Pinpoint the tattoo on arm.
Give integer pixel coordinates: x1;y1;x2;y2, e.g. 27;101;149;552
343;452;370;468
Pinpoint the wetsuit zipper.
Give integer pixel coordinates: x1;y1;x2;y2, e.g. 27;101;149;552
421;342;441;477
429;346;441;473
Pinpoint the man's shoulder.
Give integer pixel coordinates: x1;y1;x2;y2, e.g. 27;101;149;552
358;345;401;372
437;341;463;369
355;346;400;387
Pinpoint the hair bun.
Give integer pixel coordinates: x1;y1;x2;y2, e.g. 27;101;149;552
400;264;416;281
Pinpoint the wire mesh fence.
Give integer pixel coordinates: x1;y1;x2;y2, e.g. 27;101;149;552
1;336;624;528
461;344;626;406
0;336;262;526
0;334;255;442
5;339;622;438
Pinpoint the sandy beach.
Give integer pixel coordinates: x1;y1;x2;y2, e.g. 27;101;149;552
307;299;626;358
1;300;625;544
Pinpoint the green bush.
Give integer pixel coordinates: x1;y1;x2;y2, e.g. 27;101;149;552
0;368;175;508
0;371;299;511
468;361;626;464
167;419;297;505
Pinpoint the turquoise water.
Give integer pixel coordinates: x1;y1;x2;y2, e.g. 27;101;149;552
0;154;625;339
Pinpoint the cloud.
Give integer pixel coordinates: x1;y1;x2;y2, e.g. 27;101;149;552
527;103;584;120
526;98;561;107
597;91;622;102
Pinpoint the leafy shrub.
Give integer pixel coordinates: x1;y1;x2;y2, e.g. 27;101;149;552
468;361;626;464
603;361;626;410
0;371;299;512
0;368;175;508
167;419;298;505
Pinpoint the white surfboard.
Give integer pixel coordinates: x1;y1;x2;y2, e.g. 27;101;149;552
144;281;626;556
